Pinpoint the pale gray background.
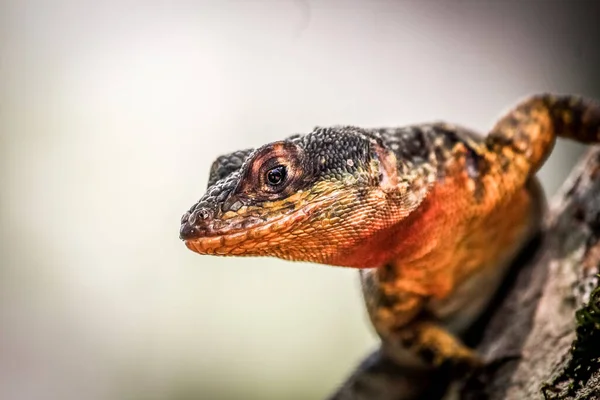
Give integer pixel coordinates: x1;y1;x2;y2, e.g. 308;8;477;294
1;1;599;400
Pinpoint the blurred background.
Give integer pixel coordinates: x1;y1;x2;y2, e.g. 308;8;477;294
1;1;600;399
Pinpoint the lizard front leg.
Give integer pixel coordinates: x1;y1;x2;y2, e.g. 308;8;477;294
360;268;481;371
393;320;481;369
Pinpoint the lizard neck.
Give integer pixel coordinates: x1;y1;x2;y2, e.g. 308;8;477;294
329;172;537;292
326;194;435;269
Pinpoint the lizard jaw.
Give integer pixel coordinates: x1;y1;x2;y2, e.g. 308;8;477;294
182;200;327;256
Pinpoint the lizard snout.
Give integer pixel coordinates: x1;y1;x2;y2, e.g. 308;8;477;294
179;208;211;240
179;222;198;240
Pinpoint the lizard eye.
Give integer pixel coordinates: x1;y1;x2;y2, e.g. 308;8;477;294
266;165;287;186
235;141;306;200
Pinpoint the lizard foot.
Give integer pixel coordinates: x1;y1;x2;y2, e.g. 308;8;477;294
395;320;484;376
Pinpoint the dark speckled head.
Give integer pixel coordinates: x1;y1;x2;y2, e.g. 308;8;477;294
180;126;431;267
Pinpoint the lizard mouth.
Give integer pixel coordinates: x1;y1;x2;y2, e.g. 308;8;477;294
182;200;329;256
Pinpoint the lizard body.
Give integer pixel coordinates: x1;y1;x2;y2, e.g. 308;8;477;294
180;95;600;370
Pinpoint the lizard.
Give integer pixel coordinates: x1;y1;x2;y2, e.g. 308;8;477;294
179;94;600;375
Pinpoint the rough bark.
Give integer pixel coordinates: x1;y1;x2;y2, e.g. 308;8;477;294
329;148;600;400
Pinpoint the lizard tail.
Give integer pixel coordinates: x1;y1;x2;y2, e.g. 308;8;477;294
485;94;600;191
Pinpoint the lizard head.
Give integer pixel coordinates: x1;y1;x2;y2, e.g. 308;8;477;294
180;127;430;267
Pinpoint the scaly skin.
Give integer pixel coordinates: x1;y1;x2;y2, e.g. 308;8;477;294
179;94;600;371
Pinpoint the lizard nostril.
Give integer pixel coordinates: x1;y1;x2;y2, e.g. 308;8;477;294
189;208;211;225
199;209;210;220
180;207;213;240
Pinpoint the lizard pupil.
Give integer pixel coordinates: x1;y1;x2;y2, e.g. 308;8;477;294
266;165;287;186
